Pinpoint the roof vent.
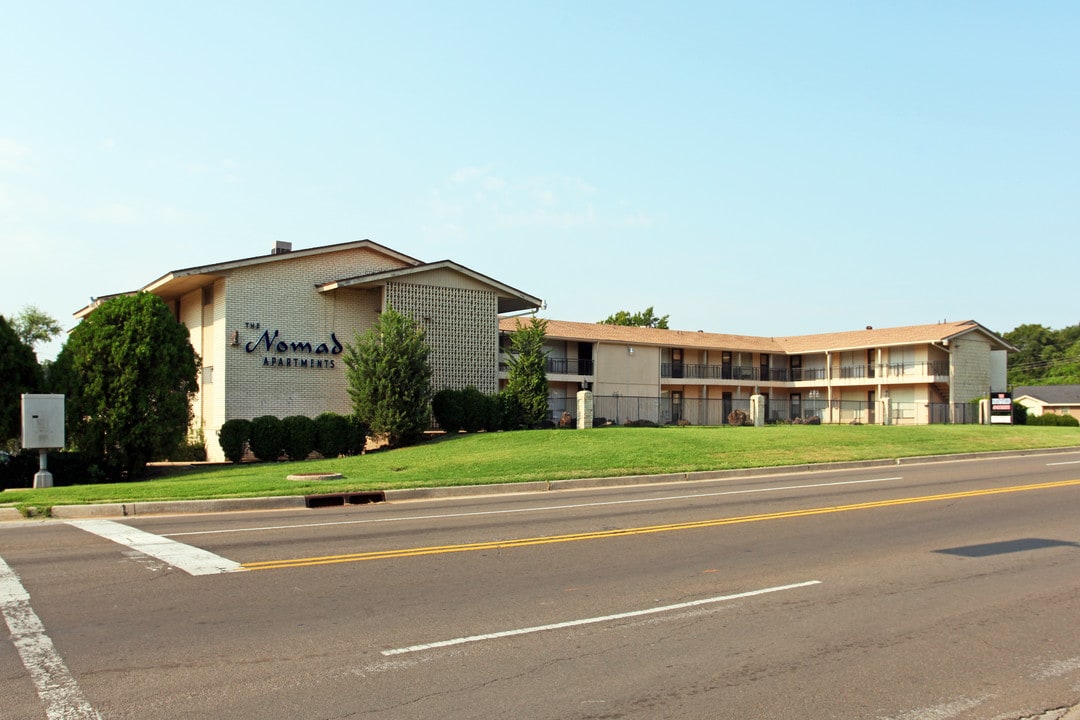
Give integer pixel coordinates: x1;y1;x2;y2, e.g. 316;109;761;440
271;241;293;255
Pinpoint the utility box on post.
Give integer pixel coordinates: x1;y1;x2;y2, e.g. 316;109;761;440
21;394;65;488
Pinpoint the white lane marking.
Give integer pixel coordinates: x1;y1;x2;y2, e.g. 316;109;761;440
0;555;103;720
382;580;822;656
165;477;905;537
67;519;245;576
1047;460;1080;466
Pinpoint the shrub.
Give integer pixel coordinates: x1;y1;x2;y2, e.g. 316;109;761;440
496;391;525;431
624;419;658;427
249;415;285;462
1028;413;1079;427
728;409;749;426
0;450;114;490
461;386;488;433
478;392;500;431
432;388;465;433
346;414;369;455
314;413;350;458
281;415;318;461
218;419;251;464
165;428;207;462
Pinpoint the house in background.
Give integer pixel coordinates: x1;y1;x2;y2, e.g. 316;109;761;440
1013;385;1080;420
501;318;1016;426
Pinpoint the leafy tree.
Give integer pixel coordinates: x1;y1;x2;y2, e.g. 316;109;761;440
503;316;549;428
1005;323;1080;386
599;306;669;329
64;293;199;478
0;314;43;443
12;305;62;349
343;306;433;448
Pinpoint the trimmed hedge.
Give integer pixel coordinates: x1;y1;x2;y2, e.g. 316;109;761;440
1028;412;1079;427
314;412;350;458
249;415;285;462
282;415;318;461
432;389;464;433
218;419;251;463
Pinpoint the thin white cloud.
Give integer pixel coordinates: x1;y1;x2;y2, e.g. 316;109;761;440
0;138;30;163
451;166;491;184
87;203;139;224
427;167;649;233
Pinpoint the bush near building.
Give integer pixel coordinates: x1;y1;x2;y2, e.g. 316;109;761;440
217;412;367;463
282;415;318;461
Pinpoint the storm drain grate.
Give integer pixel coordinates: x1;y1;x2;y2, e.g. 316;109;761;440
304;491;386;509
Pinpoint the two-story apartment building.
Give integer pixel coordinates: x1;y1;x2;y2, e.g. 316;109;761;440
77;240;542;461
500;318;1015;426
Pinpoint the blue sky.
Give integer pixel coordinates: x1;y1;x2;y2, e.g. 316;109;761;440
3;2;1078;361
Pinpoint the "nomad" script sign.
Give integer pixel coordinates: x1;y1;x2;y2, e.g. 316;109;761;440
245;329;343;369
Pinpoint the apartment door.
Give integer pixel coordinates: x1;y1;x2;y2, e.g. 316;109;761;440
791;354;802;381
722;352;733;380
867;390;876;424
867;349;875;379
671;391;683;423
791;393;802;422
578;342;594;376
722;392;733;424
672;348;684;379
760;354;770;382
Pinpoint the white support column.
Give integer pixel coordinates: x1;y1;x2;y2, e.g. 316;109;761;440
577;390;594;429
750;394;766;427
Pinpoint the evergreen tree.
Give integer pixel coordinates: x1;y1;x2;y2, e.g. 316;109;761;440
64;293;199;478
343;306;433;448
504;316;549;428
0;314;43;443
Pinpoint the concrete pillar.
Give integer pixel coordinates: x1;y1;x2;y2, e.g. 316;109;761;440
750;394;766;427
577;390;594;429
881;397;892;426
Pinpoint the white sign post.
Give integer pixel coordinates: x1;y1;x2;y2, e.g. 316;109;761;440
21;394;65;489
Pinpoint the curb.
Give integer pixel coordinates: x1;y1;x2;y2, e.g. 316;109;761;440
3;446;1078;522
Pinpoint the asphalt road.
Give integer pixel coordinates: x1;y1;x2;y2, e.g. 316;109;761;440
4;451;1080;720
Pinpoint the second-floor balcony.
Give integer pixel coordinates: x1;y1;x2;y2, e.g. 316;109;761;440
547;357;594;376
661;360;950;383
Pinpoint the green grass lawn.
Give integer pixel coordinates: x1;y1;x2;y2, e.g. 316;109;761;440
3;424;1078;515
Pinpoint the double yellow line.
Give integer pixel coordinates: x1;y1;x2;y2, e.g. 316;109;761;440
242;478;1080;572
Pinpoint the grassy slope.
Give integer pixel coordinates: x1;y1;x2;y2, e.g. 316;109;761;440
2;425;1078;512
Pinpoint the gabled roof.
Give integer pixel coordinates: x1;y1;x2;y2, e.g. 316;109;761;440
502;318;1016;355
775;320;1017;354
76;239;421;318
318;260;543;314
1013;385;1080;405
506;318;784;352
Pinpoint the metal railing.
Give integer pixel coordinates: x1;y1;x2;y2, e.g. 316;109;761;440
546;357;594;375
660;361;950;382
544;395;981;426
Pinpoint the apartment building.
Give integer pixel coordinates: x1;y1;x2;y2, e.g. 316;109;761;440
500;318;1015;426
78;240;542;461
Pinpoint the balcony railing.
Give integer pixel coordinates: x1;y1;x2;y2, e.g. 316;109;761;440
546;357;594;375
661;363;788;381
660;360;950;382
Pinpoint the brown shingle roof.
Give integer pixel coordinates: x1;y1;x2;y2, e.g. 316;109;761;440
499;318;1015;354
